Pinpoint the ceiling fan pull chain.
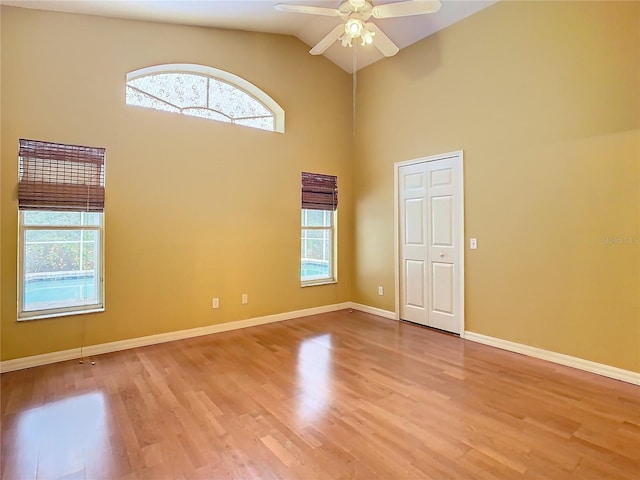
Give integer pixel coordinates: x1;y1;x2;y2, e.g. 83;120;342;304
353;43;357;135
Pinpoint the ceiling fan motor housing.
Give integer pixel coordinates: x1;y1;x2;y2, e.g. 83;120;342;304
339;0;373;20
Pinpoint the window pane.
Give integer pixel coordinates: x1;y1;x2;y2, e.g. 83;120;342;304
128;73;208;109
235;117;274;132
23;229;100;311
302;209;331;227
23;211;101;226
209;78;271;119
301;262;330;280
183;108;231;123
126;86;180;114
301;227;332;282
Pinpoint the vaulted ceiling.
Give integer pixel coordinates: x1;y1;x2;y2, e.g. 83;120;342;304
2;0;498;72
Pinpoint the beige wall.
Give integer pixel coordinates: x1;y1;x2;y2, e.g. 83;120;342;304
1;7;353;360
2;2;639;375
353;1;640;371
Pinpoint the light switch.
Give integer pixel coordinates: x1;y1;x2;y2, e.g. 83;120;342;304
470;238;478;250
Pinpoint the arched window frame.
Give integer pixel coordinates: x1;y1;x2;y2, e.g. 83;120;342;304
126;63;285;133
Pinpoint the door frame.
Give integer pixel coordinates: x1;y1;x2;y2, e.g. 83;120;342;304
393;150;465;337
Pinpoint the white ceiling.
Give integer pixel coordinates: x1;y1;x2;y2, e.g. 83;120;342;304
2;0;498;72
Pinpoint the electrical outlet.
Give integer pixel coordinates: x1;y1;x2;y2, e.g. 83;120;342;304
212;298;219;309
470;238;478;250
241;293;248;304
378;286;384;296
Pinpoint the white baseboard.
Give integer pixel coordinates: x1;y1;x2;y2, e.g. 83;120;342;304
4;306;636;387
346;302;397;320
0;303;350;373
464;331;640;386
0;347;83;373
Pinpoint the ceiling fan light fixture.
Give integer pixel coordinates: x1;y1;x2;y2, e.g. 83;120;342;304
345;18;364;38
361;28;375;45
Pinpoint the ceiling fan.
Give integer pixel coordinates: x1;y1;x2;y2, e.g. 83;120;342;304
274;0;441;57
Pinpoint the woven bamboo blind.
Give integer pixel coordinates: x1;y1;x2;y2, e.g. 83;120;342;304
301;172;338;211
18;139;106;212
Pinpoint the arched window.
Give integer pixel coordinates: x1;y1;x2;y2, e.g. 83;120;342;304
125;64;284;133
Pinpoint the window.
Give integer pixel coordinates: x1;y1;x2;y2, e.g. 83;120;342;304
301;209;334;284
17;139;105;320
125;64;285;133
301;172;337;285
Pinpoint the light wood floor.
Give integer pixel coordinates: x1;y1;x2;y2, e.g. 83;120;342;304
1;310;639;479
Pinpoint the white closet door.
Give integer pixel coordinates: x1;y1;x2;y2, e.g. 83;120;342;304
399;156;462;334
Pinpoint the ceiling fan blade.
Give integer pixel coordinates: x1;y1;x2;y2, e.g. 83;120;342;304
274;4;340;17
310;24;345;55
372;0;441;19
367;23;399;56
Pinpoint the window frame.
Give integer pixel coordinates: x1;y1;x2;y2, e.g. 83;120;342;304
125;63;285;133
18;211;105;321
301;208;337;286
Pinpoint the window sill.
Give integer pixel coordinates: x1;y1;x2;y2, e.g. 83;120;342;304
301;280;337;288
18;307;105;322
